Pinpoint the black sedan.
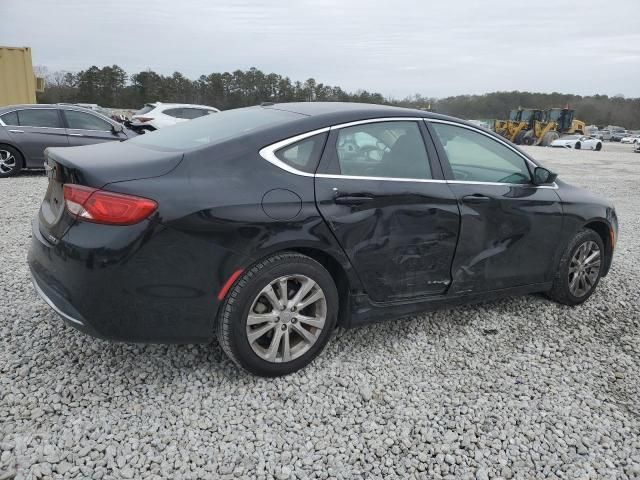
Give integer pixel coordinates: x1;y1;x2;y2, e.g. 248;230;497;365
28;103;618;376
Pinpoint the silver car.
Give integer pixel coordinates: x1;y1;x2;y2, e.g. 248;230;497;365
0;104;136;177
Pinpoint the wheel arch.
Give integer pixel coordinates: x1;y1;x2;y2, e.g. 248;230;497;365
583;219;614;276
286;246;352;328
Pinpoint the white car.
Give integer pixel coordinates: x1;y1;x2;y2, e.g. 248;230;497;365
550;135;603;151
620;135;640;144
130;102;219;132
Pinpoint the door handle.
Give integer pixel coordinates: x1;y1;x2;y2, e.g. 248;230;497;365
462;194;491;204
68;133;84;137
8;129;24;133
334;195;374;205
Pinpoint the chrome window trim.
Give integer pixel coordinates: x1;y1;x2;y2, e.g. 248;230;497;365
316;174;446;184
259;126;331;177
0;107;65;129
258;116;558;189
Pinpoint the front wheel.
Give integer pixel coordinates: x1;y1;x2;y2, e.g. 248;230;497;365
574;142;581;150
546;230;605;305
216;252;338;376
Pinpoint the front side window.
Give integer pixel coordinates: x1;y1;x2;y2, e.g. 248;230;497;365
431;123;531;184
0;111;19;126
335;121;431;179
16;109;62;128
275;133;327;174
64;110;112;131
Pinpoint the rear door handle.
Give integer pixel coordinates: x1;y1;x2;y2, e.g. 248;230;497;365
334;195;374;205
8;129;24;134
462;194;491;204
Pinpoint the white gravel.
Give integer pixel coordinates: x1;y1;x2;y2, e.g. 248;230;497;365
1;143;639;479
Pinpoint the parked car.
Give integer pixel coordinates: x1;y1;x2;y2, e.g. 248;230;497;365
599;129;612;141
635;142;640;153
620;135;640;144
28;103;617;376
550;135;603;150
610;131;628;142
0;104;137;177
129;102;219;133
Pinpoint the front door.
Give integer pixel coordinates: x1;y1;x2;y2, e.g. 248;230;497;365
428;120;563;293
62;109;126;146
315;120;460;303
5;108;68;166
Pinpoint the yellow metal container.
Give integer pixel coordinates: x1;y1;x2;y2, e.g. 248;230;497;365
0;46;38;106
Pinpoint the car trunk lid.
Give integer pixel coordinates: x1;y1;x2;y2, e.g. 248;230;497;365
38;142;183;241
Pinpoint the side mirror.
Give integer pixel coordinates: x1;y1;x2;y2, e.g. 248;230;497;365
112;123;124;134
533;166;557;185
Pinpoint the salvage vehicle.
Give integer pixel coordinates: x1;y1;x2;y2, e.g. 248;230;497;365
550;135;603;150
129;102;219;133
0;104;136;177
28;103;618;376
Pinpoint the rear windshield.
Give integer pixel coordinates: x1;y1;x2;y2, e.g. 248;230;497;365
129;107;304;151
134;104;155;115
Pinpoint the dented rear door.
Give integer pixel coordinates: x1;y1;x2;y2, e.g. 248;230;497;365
314;120;460;303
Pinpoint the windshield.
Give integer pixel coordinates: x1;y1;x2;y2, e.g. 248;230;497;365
129;106;304;151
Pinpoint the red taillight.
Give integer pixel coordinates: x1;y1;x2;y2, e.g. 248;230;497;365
63;184;157;226
136;117;153;123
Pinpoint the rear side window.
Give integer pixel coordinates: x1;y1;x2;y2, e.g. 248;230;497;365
163;108;183;118
0;111;19;126
130;106;304;151
431;123;531;184
335;121;432;179
181;108;208;119
275;133;328;174
16;109;62;128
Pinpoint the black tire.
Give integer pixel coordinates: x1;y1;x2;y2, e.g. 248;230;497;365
216;251;339;376
574;142;581;150
546;229;605;306
514;131;526;145
0;144;24;178
595;142;602;151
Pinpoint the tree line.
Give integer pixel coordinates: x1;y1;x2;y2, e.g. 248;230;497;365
36;65;640;128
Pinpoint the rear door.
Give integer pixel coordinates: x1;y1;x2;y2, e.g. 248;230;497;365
427;120;563;293
3;108;68;167
62;109;125;146
315;119;460;303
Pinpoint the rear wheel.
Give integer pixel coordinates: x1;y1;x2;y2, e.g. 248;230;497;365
546;229;604;305
595;142;602;151
0;145;23;178
575;142;581;150
216;252;338;376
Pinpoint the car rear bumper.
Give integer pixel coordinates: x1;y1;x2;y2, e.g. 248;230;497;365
28;216;248;343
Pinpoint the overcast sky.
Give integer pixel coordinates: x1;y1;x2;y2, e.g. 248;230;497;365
3;0;639;98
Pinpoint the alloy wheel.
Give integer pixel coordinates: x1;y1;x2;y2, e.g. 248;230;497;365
246;274;327;363
0;149;16;174
568;240;601;297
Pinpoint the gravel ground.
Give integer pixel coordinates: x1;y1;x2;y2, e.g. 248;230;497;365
1;143;639;480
